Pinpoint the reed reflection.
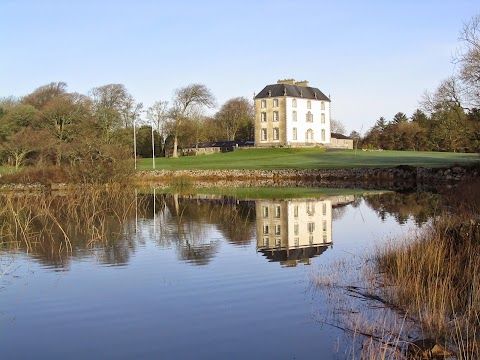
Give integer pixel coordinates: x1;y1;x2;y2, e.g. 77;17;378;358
0;190;440;270
256;195;355;267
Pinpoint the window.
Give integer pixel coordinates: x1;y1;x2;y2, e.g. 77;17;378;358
263;238;269;246
273;98;278;107
307;222;315;233
307;100;311;109
263;225;269;234
294;205;298;218
292;98;297;108
323;234;328;242
261;128;267;141
273;111;279;122
322;203;327;215
321;101;325;110
294;238;300;247
261;99;266;108
275;224;281;235
293;127;297;140
275;238;281;247
262;206;269;218
294;224;299;235
321;113;325;124
321;129;326;141
309;235;314;245
273;127;279;140
261;112;266;122
307;202;315;216
292;110;297;121
323;220;327;232
306;129;314;142
306;111;313;122
275;206;281;218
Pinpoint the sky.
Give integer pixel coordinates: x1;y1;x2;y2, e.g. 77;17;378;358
1;0;478;134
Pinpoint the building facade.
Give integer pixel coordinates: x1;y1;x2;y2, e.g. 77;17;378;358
254;79;331;147
255;195;354;267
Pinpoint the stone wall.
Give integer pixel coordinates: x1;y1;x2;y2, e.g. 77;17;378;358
136;165;479;191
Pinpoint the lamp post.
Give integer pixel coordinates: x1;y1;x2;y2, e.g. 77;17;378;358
151;120;155;170
133;116;137;169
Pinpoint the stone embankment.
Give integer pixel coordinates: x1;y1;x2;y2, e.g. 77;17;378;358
136;165;479;191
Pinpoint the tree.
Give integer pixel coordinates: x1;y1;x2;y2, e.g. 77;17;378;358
169;83;216;158
89;84;130;142
120;93;143;129
456;14;480;109
391;112;409;125
330;118;346;135
22;82;67;109
0;104;38;139
1;128;50;169
215;97;253;141
37;93;92;141
372;116;386;131
146;100;169;156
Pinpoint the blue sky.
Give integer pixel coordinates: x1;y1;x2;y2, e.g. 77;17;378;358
1;0;478;133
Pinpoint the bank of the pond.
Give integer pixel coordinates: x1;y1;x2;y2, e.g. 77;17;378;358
135;165;479;191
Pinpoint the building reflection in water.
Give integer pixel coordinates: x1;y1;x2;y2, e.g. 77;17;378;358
256;195;354;267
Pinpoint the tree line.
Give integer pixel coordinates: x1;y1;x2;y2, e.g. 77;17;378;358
0;82;254;181
358;14;480;152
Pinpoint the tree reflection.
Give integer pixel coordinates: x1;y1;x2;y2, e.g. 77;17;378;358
363;192;440;225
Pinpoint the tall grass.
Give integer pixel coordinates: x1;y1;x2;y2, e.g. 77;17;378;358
0;186;138;257
373;179;480;357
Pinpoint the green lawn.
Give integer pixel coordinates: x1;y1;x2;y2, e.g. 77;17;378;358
137;148;480;171
140;186;384;199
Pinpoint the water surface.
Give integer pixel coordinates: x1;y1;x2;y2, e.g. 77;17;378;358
0;190;435;359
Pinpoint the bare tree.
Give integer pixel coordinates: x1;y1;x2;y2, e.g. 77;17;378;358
456;14;480;109
330;118;346;135
120;94;143;128
169;83;215;158
420;76;463;112
146;100;169;154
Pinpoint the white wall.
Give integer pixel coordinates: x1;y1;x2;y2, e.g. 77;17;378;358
285;97;331;145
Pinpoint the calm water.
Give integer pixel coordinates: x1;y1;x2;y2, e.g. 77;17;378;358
0;190;435;359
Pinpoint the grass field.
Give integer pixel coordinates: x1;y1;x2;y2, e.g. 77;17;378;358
137;148;480;171
140;186;382;199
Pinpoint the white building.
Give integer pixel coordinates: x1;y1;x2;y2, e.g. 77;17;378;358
254;79;331;147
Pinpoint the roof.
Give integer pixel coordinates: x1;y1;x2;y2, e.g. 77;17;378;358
331;133;351;140
255;83;330;101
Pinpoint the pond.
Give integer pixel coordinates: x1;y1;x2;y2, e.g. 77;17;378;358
0;189;437;359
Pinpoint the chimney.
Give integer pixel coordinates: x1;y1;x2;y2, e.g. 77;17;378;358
277;79;296;85
295;80;309;87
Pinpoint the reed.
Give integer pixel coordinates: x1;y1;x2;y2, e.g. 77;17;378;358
372;179;480;357
0;186;138;256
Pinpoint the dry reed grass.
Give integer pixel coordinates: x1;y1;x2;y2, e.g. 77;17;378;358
372;178;480;358
0;185;138;255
